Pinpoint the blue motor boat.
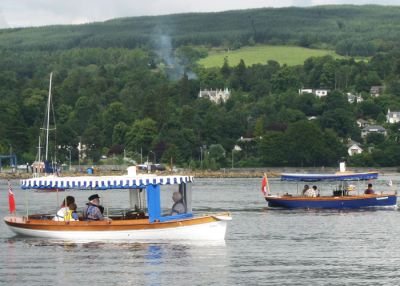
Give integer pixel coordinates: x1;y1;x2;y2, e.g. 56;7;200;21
265;171;397;209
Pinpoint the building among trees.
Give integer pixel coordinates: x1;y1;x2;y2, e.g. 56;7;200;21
347;140;363;156
298;88;329;98
361;125;387;138
198;88;231;103
347;93;363;104
370;86;384;97
386;109;400;124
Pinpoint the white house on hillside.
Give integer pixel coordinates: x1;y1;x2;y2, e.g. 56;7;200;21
199;88;231;103
386;109;400;124
370;86;384;97
347;93;363;104
361;125;387;138
299;88;329;98
347;140;363;156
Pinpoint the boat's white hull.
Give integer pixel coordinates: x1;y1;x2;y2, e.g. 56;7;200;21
7;220;228;242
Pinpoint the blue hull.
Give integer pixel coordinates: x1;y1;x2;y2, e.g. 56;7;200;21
281;172;378;182
266;195;397;209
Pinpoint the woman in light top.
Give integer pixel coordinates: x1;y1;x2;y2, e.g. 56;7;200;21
304;186;317;197
53;196;75;221
65;202;79;221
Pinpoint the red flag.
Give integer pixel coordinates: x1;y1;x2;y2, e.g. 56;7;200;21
8;181;16;214
261;176;267;196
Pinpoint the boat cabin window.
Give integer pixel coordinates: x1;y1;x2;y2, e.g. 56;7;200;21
145;181;194;222
126;188;147;218
158;182;192;216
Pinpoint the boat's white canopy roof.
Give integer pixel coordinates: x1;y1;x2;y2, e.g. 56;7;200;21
281;171;378;182
21;175;194;190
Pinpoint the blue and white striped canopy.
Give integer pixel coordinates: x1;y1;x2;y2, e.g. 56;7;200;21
21;175;194;190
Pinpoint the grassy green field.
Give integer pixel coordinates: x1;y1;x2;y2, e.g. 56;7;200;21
198;45;346;68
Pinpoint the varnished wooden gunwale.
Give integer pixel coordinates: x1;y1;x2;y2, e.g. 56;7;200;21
4;215;222;231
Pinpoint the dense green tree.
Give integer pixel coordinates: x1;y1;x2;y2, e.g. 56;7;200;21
258;131;287;166
82;125;104;162
253;116;266;137
231;59;248;91
125;118;157;155
208;144;226;167
271;66;300;92
220;57;231;80
102;102;128;145
366;133;385;145
112;122;129;146
284;121;342;166
161;144;183;165
319;108;358;138
357;100;382;120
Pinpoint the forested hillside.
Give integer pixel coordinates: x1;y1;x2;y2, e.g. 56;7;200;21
1;5;400;56
1;5;400;168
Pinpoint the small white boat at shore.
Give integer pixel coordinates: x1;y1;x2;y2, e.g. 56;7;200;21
4;167;231;242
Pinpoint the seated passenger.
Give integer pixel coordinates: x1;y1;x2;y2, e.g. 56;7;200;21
83;194;106;221
302;185;310;196
346;184;356;195
53;196;75;221
65;202;79;221
364;183;375;195
312;185;320;197
304;187;317;197
171;192;186;215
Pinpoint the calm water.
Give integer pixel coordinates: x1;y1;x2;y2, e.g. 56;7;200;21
1;176;400;285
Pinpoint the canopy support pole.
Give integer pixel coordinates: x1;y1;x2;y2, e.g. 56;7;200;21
24;189;29;219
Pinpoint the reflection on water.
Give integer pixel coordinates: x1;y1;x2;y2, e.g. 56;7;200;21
1;177;400;285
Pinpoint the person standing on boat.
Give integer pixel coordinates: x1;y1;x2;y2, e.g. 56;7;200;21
364;183;375;195
83;194;105;221
171;192;186;215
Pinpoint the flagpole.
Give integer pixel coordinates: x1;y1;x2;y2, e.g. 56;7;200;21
25;188;29;219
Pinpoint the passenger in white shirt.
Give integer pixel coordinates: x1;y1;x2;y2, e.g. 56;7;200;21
53;196;75;221
304;187;317;197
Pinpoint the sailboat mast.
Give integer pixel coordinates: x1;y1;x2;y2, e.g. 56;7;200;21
38;136;41;162
45;72;52;161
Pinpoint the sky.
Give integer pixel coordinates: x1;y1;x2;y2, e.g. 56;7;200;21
0;0;399;28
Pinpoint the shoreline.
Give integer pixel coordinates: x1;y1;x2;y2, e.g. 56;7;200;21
1;166;398;180
0;170;279;180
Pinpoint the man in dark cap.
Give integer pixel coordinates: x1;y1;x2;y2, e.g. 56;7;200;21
83;194;106;221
